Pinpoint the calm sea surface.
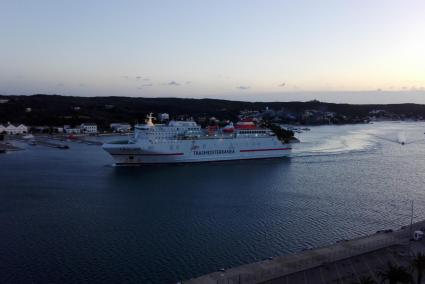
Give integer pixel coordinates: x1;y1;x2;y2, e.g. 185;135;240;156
2;122;425;283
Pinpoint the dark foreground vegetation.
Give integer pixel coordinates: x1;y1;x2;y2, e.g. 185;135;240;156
353;253;425;284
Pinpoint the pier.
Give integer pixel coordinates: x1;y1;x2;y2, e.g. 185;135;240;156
72;137;102;145
185;220;425;284
8;136;70;149
34;139;69;149
0;142;22;152
4;134;104;150
39;135;103;146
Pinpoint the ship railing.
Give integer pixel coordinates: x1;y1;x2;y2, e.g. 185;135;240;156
108;140;134;144
177;134;236;140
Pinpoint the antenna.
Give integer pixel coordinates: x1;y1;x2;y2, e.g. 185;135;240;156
409;200;414;242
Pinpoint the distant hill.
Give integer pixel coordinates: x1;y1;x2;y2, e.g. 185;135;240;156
1;94;425;128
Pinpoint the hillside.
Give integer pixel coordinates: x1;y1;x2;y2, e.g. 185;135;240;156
1;94;425;129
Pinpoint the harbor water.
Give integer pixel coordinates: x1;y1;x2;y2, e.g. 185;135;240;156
1;122;425;283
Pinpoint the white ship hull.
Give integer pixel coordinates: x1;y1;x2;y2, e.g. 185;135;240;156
102;117;291;165
103;137;291;165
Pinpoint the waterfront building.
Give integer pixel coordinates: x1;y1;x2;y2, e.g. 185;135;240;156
80;123;98;134
16;124;28;134
32;126;50;133
110;123;131;133
64;125;81;134
64;128;81;134
1;123;28;134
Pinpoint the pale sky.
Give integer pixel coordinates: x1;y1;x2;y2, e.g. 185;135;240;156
1;0;425;103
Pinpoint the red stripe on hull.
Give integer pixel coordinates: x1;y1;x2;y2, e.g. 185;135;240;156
114;156;289;165
113;153;184;156
240;147;291;152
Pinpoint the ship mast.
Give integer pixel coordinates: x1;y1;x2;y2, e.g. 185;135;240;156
146;113;155;126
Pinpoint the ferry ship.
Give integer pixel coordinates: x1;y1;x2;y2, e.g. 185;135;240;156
102;114;291;165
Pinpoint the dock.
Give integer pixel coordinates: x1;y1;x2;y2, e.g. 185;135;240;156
184;220;425;284
39;135;103;146
6;134;104;149
34;139;69;149
72;137;102;145
10;136;70;149
0;142;23;152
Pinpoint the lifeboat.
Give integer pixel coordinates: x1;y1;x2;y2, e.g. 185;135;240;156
235;118;256;130
222;122;235;133
207;125;218;135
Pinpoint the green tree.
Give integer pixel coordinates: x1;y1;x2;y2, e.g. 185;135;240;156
411;253;425;284
378;262;413;284
261;120;294;143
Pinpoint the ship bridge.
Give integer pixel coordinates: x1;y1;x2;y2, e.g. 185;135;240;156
134;119;202;141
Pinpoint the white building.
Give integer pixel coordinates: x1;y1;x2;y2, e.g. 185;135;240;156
12;124;28;134
110;123;131;133
0;123;28;134
64;125;81;134
64;128;81;134
158;113;170;122
80;123;98;134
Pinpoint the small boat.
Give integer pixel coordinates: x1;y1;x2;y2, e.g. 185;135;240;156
58;145;69;149
29;141;37;146
0;149;6;154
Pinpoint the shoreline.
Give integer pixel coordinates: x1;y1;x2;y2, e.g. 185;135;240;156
184;221;425;283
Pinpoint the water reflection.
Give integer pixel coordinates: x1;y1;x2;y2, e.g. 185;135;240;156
3;122;425;283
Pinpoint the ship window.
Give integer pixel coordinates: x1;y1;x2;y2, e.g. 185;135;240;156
129;156;134;160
